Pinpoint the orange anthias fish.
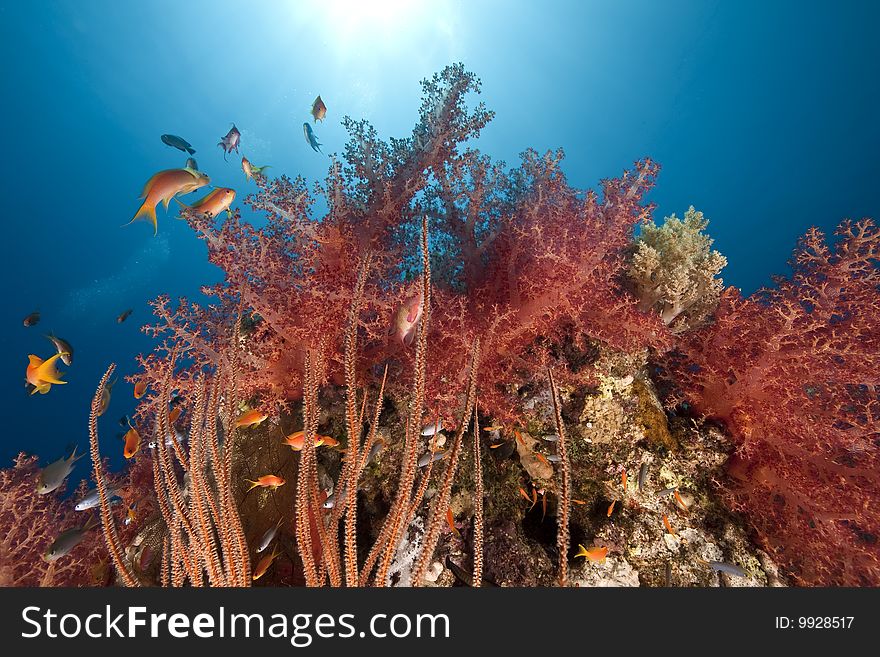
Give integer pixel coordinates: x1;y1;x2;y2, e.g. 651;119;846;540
252;545;281;581
241;156;271;182
574;545;608;564
236;409;269;428
245;475;285;492
122;421;141;459
621;470;628;491
176;187;236;220
446;508;460;538
663;513;677;536
168;406;182;425
311;95;327;122
125;167;211;236
281;430;330;450
607;500;616;517
26;353;68;395
133;380;148;399
673;489;690;513
390;291;423;348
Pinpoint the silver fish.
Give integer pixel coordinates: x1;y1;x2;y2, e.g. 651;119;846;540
707;561;748;578
418;450;447;467
638;462;649;492
161;134;195;155
303;122;322;153
366;440;384;465
421;421;444;437
218;124;241;161
147;430;188;450
37;447;83;494
657;486;678;497
257;519;283;552
322;489;339;509
545;453;561;463
44;517;99;561
74;486;121;511
541;434;559;442
45;333;73;366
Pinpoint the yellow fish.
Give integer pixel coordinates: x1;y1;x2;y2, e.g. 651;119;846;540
126;167;210;235
26;353;68;395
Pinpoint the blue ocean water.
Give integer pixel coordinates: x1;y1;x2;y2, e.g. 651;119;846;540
1;0;877;482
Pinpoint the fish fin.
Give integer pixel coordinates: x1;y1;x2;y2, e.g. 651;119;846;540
32;384;49;395
68;444;84;463
36;353;66;384
186;147;195;155
27;354;43;368
125;201;158;236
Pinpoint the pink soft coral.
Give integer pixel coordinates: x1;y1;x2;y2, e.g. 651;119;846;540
665;219;880;585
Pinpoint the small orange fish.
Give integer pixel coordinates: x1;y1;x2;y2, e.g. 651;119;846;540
168;406;182;425
123;422;141;459
390;291;423;348
446;508;460;538
663;513;676;536
518;487;531;503
124;502;137;526
26;353;68;395
535;453;550;466
320;435;340;448
513;429;526;446
176;187;236;220
133;380;148;399
541;491;547;523
621;470;627;491
252;545;281;581
673;490;689;513
245;475;285;492
483;425;503;432
236;409;268;428
281;431;328;450
311;95;327;122
607;500;616;517
489;442;504;449
572;499;587;505
574;545;608;564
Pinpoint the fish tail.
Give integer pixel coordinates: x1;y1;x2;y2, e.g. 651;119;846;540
126;201;158;236
83;514;100;532
37;353;66;384
245;480;260;492
186;147;195;155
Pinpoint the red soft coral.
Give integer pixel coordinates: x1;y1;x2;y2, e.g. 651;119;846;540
665;219;880;585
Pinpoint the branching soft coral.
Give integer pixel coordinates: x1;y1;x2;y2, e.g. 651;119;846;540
663;219;880;585
628;206;727;332
0;454;107;586
134;63;668;426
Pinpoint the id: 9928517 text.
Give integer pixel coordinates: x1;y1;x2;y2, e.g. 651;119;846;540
775;617;854;629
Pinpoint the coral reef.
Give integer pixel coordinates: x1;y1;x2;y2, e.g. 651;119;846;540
11;64;870;589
